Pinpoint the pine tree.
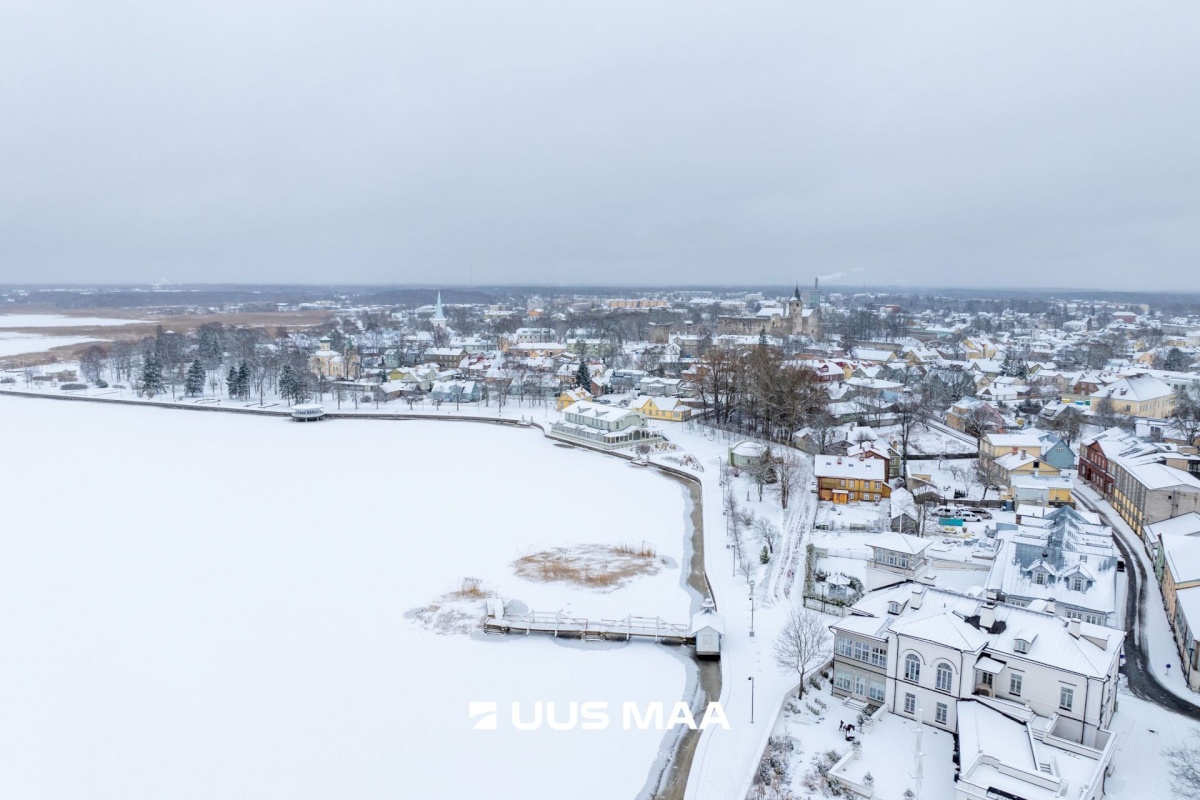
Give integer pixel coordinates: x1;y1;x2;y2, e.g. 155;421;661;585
226;365;238;397
236;361;251;399
278;364;297;404
184;359;206;396
759;327;768;348
141;350;166;398
576;360;591;390
1000;349;1028;378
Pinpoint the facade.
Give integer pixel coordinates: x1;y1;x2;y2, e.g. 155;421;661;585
1037;432;1077;471
1003;474;1074;508
864;532;931;590
1089;374;1175;419
632;395;691;422
830;583;1123;750
814;454;890;503
1078;428;1200;545
309;336;361;380
555;386;592;411
550;401;662;450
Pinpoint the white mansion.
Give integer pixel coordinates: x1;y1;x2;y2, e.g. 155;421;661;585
831;582;1123;799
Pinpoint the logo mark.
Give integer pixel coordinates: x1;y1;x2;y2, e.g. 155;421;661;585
468;701;498;730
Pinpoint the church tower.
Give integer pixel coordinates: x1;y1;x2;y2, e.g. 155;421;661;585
431;291;447;330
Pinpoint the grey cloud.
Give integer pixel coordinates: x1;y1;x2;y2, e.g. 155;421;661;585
1;2;1197;290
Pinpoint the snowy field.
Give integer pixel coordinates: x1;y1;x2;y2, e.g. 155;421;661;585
0;332;103;357
0;397;694;799
0;313;145;328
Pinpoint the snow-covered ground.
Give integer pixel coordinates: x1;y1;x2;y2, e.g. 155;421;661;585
1107;687;1197;798
0;396;695;800
0;332;104;357
0;313;145;328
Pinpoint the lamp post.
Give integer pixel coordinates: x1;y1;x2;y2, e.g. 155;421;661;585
748;676;755;724
749;580;756;637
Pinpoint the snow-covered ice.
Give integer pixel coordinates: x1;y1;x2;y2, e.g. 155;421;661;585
0;396;695;799
0;314;145;328
0;332;104;357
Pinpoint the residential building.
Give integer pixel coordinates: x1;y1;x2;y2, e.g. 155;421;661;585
864;532;931;590
830;583;1123;749
984;506;1119;626
632;395;691;422
1078;428;1200;545
814;454;890;503
1090;374;1176;419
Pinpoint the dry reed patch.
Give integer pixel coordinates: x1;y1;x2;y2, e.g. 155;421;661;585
512;542;663;591
409;577;492;635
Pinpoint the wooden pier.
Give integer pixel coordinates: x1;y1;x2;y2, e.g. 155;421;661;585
484;602;692;644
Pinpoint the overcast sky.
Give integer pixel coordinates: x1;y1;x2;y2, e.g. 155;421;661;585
2;2;1197;290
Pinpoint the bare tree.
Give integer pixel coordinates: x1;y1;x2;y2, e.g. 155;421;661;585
79;345;109;384
893;391;932;472
1093;394;1120;429
803;409;839;454
753;518;779;554
773;449;804;511
961;404;997;451
773;608;832;699
1170;386;1200;446
1165;728;1200;798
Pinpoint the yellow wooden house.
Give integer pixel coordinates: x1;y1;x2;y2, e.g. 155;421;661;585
633;395;691;422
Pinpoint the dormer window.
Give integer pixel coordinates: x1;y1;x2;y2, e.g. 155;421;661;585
1015;638;1030;654
888;601;902;615
1034;572;1045;585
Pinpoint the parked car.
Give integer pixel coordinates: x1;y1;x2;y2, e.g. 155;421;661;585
959;512;983;522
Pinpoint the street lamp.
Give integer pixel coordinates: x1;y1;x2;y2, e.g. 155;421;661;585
749;580;756;637
748;676;755;724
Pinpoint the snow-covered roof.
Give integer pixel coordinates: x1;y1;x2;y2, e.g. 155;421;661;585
868;532;930;556
814;455;885;481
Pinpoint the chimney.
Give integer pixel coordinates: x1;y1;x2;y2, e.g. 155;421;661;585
910;586;925;610
979;603;996;631
1068;618;1081;638
837;456;843;465
1012;447;1018;455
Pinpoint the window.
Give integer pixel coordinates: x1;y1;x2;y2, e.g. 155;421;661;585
1060;686;1074;711
905;654;921;683
870;645;888;668
936;702;948;725
904;693;916;714
837;637;854;658
888;601;901;615
1010;673;1023;697
1034;572;1045;585
835;670;852;692
869;681;885;703
1072;578;1083;591
1015;639;1029;654
936;662;954;692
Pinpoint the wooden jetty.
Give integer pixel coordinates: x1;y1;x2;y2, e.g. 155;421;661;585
484;602;692;645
